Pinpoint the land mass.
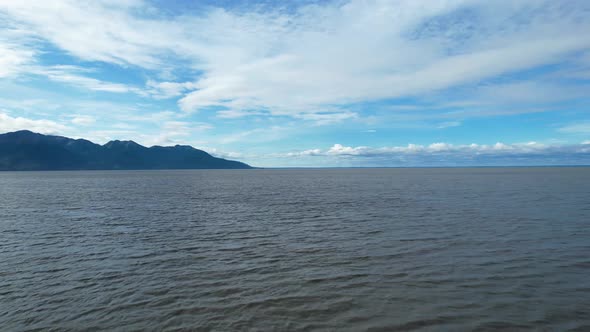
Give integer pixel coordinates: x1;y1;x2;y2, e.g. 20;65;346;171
0;130;252;171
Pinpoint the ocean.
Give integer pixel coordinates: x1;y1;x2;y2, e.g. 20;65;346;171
1;168;589;331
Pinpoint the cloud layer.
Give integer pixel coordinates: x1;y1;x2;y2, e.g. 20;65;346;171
1;0;589;120
284;142;590;166
0;111;68;134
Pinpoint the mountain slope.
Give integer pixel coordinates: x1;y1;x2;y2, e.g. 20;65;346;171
0;130;252;170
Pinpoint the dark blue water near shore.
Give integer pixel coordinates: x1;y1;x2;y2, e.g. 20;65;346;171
1;168;589;331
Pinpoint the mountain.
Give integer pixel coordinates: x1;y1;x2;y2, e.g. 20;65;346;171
0;130;252;170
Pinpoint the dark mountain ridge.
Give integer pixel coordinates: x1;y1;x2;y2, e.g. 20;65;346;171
0;130;252;171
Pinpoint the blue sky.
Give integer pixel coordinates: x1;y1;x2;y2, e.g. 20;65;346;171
0;0;589;167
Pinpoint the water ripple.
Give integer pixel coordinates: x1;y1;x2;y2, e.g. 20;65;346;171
1;168;589;331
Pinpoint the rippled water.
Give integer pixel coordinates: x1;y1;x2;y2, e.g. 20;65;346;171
1;168;589;331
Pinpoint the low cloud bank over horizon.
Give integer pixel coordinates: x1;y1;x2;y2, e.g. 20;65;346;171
280;142;590;167
2;128;589;167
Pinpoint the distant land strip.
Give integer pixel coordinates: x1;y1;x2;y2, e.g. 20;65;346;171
0;130;252;171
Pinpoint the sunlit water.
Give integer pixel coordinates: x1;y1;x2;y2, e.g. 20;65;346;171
1;168;589;331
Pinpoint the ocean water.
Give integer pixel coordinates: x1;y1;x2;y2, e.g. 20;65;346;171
1;168;589;331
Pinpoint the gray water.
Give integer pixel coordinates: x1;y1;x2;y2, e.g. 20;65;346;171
1;168;589;331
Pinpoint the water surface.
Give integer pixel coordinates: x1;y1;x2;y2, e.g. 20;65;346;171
1;168;589;331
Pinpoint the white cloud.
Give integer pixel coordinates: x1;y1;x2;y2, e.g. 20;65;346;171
279;141;590;166
140;121;213;146
77;119;213;147
205;148;245;160
0;42;34;78
1;0;589;119
0;111;68;134
175;1;590;116
0;21;37;78
35;66;142;94
292;141;577;158
287;148;323;157
0;0;168;68
145;80;198;99
70;115;96;126
559;122;590;134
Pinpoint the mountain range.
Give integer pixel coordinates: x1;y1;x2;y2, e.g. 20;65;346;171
0;130;252;171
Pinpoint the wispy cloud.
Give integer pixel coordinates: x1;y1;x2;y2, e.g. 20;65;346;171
0;111;68;134
0;21;37;78
559;122;590;134
142;121;213;146
0;41;34;78
36;66;143;94
305;142;575;156
70;115;96;126
145;80;198;99
284;142;590;166
1;0;589;119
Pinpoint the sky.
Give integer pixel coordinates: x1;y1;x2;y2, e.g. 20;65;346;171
0;0;589;167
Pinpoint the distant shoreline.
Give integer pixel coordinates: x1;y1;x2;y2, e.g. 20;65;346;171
1;165;589;172
0;130;252;171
